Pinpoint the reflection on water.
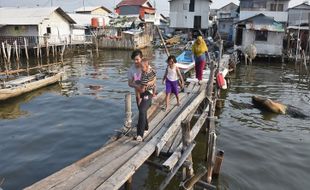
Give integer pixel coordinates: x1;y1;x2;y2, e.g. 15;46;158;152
0;84;61;119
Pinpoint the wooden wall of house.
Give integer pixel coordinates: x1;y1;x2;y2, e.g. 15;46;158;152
0;25;39;46
170;0;210;29
0;25;38;36
288;8;310;26
39;11;71;45
242;29;284;56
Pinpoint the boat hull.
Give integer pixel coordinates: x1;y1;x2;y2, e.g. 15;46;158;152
176;50;195;73
0;72;62;101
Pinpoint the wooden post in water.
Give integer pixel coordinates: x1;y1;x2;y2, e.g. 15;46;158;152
52;45;55;58
181;165;216;190
2;42;8;76
6;43;12;64
6;43;12;70
24;38;29;60
59;45;65;63
213;150;224;176
204;60;217;184
36;44;40;59
124;93;132;128
1;42;7;62
14;40;19;62
205;116;217;183
95;36;99;58
181;121;194;183
124;176;132;190
46;41;50;58
39;46;42;60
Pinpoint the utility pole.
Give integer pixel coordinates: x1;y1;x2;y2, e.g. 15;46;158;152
51;0;53;7
83;0;85;11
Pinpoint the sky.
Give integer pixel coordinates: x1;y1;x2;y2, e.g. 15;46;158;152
0;0;308;15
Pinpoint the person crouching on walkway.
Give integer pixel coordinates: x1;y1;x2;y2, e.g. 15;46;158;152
135;58;157;142
192;36;208;83
162;55;184;111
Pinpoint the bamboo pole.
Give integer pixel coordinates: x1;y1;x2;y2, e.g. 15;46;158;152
124;93;132;128
156;25;170;56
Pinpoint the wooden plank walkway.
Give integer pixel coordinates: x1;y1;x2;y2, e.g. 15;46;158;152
25;82;208;190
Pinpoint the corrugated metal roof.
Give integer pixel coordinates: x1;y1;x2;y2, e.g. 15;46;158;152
117;0;149;7
0;7;75;25
75;6;112;13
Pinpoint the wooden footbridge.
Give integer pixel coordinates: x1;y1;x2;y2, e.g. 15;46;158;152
25;54;229;190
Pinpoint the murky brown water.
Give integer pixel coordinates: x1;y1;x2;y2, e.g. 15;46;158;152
0;50;310;190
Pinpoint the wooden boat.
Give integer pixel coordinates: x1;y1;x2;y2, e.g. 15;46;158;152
176;50;195;73
0;71;62;101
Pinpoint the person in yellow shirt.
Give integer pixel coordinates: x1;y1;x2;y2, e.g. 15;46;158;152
192;36;208;81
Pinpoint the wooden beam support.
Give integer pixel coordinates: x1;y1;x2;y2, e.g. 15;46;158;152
180;166;209;190
159;142;196;190
196;180;217;190
162;105;209;171
155;86;206;156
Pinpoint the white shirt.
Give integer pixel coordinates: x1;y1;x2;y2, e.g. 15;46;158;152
167;66;178;81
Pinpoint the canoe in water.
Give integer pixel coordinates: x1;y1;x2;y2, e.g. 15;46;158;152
175;50;195;73
0;71;62;101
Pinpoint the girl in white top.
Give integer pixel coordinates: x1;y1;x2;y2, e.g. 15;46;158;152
162;55;184;111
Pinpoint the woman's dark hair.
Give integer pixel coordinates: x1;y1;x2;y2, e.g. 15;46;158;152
166;55;177;63
131;49;143;59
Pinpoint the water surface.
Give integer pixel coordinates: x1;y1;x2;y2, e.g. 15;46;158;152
0;51;309;190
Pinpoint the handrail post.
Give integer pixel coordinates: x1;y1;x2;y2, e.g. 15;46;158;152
181;120;194;184
124;93;132;128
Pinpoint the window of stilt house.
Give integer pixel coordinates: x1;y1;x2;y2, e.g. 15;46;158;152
255;30;268;41
189;0;195;12
46;27;51;34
